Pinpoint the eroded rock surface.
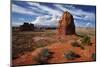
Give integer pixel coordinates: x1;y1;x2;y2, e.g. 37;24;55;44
58;11;76;35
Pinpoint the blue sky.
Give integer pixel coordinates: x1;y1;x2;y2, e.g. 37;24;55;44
12;1;96;27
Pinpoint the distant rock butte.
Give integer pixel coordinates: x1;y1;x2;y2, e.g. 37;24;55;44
57;11;76;35
20;22;34;31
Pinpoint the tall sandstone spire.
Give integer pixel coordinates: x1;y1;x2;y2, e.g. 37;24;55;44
58;11;76;35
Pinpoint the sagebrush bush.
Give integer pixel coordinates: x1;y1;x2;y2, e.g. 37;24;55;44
71;41;80;47
91;53;96;61
81;35;91;45
64;50;81;60
33;48;53;64
71;41;85;50
40;48;51;57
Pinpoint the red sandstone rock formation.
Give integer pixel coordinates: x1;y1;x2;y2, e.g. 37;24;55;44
58;11;76;35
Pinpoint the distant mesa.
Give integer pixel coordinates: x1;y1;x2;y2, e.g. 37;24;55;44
20;22;34;31
57;11;76;35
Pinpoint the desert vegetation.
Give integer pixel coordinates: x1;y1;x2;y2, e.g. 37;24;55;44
12;27;96;65
81;35;92;46
71;41;85;50
12;30;57;59
91;53;96;61
64;50;81;60
33;48;53;64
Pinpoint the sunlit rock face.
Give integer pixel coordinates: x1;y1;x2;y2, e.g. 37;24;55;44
58;11;76;35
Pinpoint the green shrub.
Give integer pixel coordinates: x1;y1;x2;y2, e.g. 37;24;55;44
91;53;96;61
33;48;53;64
40;48;51;57
71;41;80;47
71;41;85;50
81;35;91;45
64;51;81;60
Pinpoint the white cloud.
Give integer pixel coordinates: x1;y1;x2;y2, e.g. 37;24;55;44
32;15;49;24
85;22;92;27
12;22;23;27
13;2;95;27
27;2;63;27
31;15;59;27
18;18;25;21
27;2;63;17
29;6;46;14
54;4;95;22
12;4;41;16
28;2;95;27
74;20;83;27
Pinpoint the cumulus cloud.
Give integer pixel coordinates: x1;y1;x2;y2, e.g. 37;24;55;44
27;2;63;27
32;15;49;24
31;15;59;27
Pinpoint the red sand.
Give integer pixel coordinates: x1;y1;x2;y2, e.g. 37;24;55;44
13;36;96;66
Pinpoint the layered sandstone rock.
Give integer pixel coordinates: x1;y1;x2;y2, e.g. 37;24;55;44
58;11;76;35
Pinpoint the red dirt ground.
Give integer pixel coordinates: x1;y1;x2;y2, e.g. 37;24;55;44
12;35;96;66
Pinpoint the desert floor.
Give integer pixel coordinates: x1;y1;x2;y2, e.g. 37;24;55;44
12;27;96;66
